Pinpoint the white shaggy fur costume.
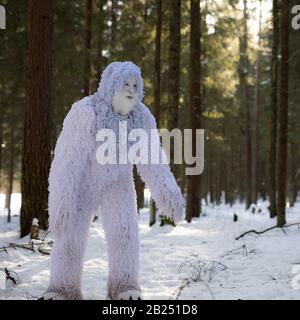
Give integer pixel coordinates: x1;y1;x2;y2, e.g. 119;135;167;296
45;61;184;300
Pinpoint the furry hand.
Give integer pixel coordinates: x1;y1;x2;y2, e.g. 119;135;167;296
160;188;184;223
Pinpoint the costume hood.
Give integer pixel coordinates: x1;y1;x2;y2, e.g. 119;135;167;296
97;61;144;105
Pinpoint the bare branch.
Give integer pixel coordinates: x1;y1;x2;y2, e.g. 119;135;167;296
236;222;300;240
7;242;35;252
173;279;190;300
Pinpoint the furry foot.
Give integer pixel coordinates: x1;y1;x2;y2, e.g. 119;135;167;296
38;291;67;300
116;290;143;300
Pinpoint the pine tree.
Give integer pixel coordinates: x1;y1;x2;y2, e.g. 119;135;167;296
84;0;93;96
277;0;290;227
186;0;201;222
150;0;162;227
20;0;53;237
167;0;181;178
239;0;252;210
251;0;262;206
269;0;279;218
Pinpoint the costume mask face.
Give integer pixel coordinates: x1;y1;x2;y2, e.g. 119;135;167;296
112;76;138;115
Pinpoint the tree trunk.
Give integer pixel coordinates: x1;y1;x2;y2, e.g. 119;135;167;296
84;0;93;96
269;0;279;218
289;142;297;207
154;0;162;127
259;160;267;201
216;158;222;205
110;0;117;59
277;0;290;227
149;200;156;227
7;127;15;223
292;166;300;206
4;187;9;209
251;0;262;205
133;165;144;211
0;87;3;194
245;122;252;209
239;0;252;209
226;145;235;205
167;0;181;179
0;81;6;195
208;141;214;204
95;0;104;90
150;0;162;227
21;0;53;237
186;0;201;222
238;143;245;202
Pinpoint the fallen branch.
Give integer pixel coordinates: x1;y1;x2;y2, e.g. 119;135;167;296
38;246;51;255
1;237;53;255
7;242;35;252
32;231;53;255
236;222;300;240
173;279;191;300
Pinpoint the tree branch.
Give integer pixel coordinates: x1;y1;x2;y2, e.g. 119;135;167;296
235;222;300;240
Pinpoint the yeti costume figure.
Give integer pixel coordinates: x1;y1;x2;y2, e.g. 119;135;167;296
44;61;184;300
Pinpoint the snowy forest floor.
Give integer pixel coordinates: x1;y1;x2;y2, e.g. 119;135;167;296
1;199;300;300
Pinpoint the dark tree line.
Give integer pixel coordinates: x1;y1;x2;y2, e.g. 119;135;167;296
0;0;298;237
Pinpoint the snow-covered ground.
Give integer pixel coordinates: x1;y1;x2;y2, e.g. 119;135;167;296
1;195;300;300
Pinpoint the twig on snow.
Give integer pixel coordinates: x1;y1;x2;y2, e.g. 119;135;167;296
173;279;191;300
0;247;8;254
221;244;248;257
1;236;53;255
235;222;300;240
0;268;20;287
6;242;35;252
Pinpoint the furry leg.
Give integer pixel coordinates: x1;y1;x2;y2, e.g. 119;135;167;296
100;178;141;300
46;209;93;300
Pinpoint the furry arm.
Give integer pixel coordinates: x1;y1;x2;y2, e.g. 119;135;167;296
136;106;184;222
48;97;95;236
